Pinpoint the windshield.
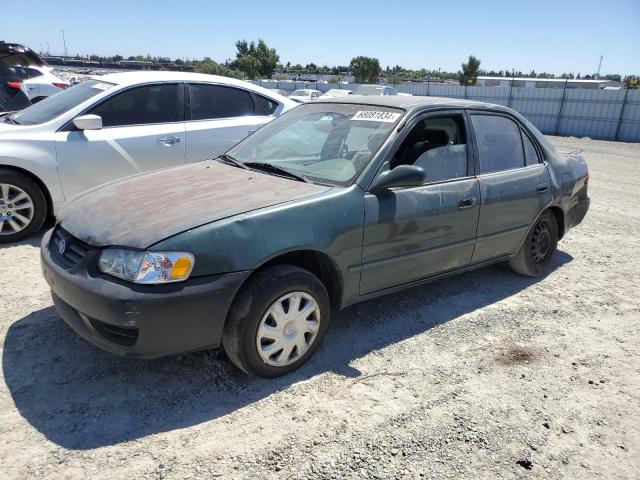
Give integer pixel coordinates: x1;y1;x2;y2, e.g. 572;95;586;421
12;79;115;125
291;90;311;97
354;85;385;96
227;103;403;186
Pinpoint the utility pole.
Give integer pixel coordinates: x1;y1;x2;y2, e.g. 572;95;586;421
596;54;603;79
61;29;68;57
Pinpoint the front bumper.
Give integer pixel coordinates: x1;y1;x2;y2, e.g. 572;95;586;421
40;228;250;358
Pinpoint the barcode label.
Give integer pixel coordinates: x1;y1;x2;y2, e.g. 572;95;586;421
351;111;401;123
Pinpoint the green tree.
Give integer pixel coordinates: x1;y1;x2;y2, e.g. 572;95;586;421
350;56;381;83
193;59;245;79
234;39;279;78
234;55;261;79
459;55;481;85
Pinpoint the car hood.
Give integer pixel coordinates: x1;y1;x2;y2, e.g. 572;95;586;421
58;160;331;248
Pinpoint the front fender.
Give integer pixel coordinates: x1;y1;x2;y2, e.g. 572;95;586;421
0;139;65;212
152;186;366;304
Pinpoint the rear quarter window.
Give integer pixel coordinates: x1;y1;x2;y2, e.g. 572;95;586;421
256;94;279;115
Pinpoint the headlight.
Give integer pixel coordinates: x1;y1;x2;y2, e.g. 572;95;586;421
98;249;195;284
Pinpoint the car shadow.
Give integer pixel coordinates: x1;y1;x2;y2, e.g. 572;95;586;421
2;251;573;450
0;231;44;249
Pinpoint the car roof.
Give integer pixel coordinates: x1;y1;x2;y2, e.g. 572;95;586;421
93;71;295;105
97;71;261;89
315;94;503;111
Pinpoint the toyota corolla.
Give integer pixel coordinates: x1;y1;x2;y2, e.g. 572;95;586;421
41;96;589;377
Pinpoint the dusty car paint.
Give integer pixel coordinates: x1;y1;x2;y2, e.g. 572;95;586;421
58;161;330;248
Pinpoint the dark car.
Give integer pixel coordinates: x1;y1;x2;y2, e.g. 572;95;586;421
0;63;31;112
40;96;590;377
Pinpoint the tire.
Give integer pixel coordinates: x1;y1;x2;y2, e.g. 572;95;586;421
222;265;331;378
0;169;47;243
509;210;558;277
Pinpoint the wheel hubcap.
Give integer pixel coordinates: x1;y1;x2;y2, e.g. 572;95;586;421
530;219;551;264
256;291;321;367
0;184;34;236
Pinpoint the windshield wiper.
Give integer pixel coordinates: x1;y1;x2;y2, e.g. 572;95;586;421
217;153;249;170
244;162;311;183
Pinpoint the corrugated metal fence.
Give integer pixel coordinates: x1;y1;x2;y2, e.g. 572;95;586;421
254;80;640;142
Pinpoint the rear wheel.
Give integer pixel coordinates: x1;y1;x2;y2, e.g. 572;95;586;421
509;210;558;277
0;169;47;243
222;265;331;378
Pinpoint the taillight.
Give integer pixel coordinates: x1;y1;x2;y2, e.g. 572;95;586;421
52;82;69;90
6;81;22;90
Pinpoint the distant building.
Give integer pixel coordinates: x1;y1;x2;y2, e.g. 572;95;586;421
476;76;621;89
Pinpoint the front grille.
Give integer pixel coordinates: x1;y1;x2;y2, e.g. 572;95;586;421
50;227;91;270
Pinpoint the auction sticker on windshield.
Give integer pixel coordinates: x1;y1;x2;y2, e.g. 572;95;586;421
351;111;402;123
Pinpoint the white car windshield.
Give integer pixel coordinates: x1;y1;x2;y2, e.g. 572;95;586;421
227;103;403;186
12;80;115;125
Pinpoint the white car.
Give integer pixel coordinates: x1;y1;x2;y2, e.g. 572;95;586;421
288;89;322;103
353;85;398;96
0;71;295;242
11;65;70;102
321;89;354;98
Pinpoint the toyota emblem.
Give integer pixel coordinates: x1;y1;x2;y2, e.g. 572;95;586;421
58;239;66;255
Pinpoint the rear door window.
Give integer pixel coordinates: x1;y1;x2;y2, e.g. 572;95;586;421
89;83;179;127
470;114;525;174
188;84;255;120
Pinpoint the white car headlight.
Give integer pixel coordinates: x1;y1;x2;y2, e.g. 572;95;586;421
98;249;195;284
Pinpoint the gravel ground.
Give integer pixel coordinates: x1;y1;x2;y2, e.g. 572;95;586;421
1;136;639;480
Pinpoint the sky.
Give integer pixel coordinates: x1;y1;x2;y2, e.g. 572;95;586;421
2;0;639;76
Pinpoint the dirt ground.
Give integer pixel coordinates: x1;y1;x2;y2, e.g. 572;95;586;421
1;136;639;480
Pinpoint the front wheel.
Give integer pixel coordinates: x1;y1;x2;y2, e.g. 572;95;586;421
509;210;558;277
222;265;331;378
0;169;47;243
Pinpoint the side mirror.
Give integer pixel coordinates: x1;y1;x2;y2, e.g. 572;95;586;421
369;165;427;193
73;114;103;131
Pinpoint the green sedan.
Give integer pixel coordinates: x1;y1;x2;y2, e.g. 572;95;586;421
40;96;590;377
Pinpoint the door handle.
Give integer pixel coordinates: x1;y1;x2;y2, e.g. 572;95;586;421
536;183;549;193
157;136;183;146
458;198;475;209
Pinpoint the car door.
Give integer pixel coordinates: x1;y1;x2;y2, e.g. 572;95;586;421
359;111;480;295
55;82;186;198
468;112;552;263
184;83;272;163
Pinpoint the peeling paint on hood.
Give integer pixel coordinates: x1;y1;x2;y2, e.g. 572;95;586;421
58;160;331;248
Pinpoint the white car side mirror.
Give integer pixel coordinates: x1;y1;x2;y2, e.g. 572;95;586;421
73;114;103;131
